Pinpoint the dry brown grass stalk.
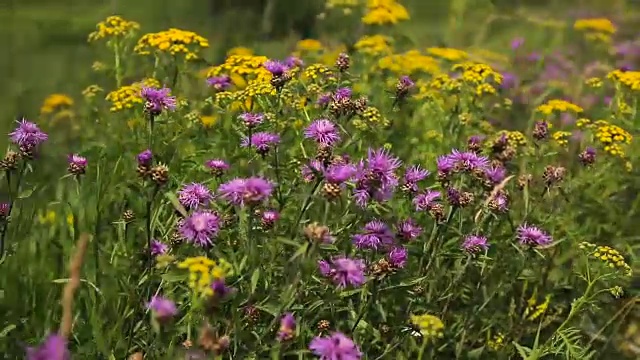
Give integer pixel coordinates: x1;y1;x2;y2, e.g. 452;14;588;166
58;233;90;339
474;175;514;224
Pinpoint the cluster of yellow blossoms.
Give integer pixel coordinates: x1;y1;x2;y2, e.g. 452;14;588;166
536;99;583;115
410;313;445;339
105;78;161;112
579;242;632;276
88;16;140;42
354;34;393;56
134;28;209;60
178;256;233;296
452;62;503;96
40;94;73;115
362;0;409;25
573;18;616;43
577;119;632;158
377;50;440;75
427;47;468;62
607;69;640;91
524;293;551;322
206;55;272;88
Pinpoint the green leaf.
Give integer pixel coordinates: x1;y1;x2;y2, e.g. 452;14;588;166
250;268;260;294
161;273;186;282
339;288;363;298
17;188;34;199
164;191;187;217
0;324;16;338
466;347;485;359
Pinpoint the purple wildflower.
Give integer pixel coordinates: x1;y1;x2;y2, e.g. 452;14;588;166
302;160;325;182
211;278;232;298
238;112;264;128
285;56;304;68
579;147;596;166
402;165;430;192
511;37;525;50
205;159;229;177
448;149;490;171
461;235;489;254
490;193;509;213
26;333;69;360
178;183;212;209
241;132;280;155
334;87;352;100
396;218;422;241
387;246;408;268
318;256;366;288
352;148;402;207
277;313;296;342
67;154;87;176
217;177;273;206
206;75;232;91
140;86;177;115
309;332;362;360
501;72;517;89
304;119;341;147
137;149;153;166
484;165;506;185
317;93;332;106
352;220;394;250
9;118;48;149
517;223;552;247
413;190;441;211
147;295;178;320
150;239;169;256
436;155;455;176
260;210;280;229
324;163;356;184
263;60;289;77
179;211;221;247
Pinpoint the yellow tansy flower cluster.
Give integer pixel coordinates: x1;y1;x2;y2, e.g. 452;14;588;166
593;121;632;157
362;0;409;25
206;55;272;87
302;64;335;83
40;94;73;115
579;242;632;276
427;47;468;62
88;16;140;42
353;106;389;130
227;46;254;57
426;74;461;93
452;62;502;95
105;78;161;112
296;39;324;53
178;256;233;296
354;34;393;56
377;50;440;75
574;18;616;40
524;294;551;321
551;131;572;147
410;313;444;339
82;85;103;99
487;332;506;351
134;28;209;60
585;77;603;88
536;99;583;115
607;69;640;90
496;130;527;147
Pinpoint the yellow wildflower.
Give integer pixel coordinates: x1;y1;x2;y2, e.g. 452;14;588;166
585;77;603;88
427;47;468;62
574;18;616;35
296;39;324;52
551;131;572;147
362;0;409;25
178;256;233;296
40;94;73;115
487;332;506;351
354;34;393;56
135;28;209;60
536;99;583;115
410;313;444;339
88;15;140;42
105;78;161;112
524;293;551;321
579;242;632;276
82;85;103;99
227;46;253;57
377;50;440;75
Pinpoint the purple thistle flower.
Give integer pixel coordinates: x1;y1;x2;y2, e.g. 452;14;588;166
448;149;490;171
137;149;153;166
304;119;341;147
9;118;48;149
309;332;362;360
147;295;178;320
211;278;232;298
402;165;430;192
317;93;332;106
238;112;264;128
178;183;212;209
67;153;87;176
324;163;356;184
179;211;221;247
334;87;352;100
217;177;273;206
396;218;422;241
241;132;280;155
352;220;394;250
150;239;169;256
352;148;402;207
318;256;366;288
501;72;517;90
277;312;296;342
461;235;489;254
517;223;552;247
302;160;325;182
26;333;69;360
261;209;280;228
285;56;304;68
484;165;506;185
141;86;177;115
263;60;289;77
387;246;408;268
206;75;232;91
490;193;509;213
436;155;456;175
205;159;229;177
579;147;596;166
413;190;441;211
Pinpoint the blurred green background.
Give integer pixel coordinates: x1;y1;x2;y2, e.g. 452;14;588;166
0;0;630;137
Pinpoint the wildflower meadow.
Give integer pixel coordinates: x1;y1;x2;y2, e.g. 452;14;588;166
2;1;640;359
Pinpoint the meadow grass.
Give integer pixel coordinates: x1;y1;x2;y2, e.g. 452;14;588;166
1;1;640;359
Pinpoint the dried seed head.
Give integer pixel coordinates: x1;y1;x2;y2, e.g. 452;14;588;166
317;319;330;332
353;96;368;114
517;174;532;190
150;164;169;186
322;182;342;199
137;164;151;179
122;209;135;223
370;258;394;277
428;203;446;222
542;165;566;187
0;151;19;171
533;121;549;141
303;222;333;244
244;305;260;323
315;145;332;166
335;52;350;72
